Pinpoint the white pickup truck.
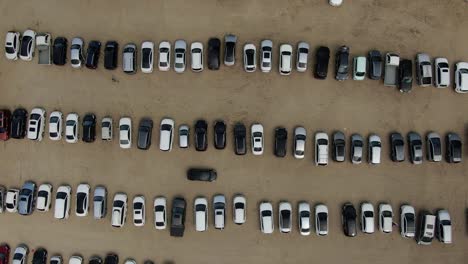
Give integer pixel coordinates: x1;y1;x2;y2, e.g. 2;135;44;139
384;53;400;87
36;33;51;65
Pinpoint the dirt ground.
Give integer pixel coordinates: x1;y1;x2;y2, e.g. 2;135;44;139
0;0;467;263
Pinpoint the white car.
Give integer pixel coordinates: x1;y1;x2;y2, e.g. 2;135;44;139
112;192;128;228
329;0;343;6
294;127;307;159
233;195;246;225
141;41;154;73
437;209;452;244
48;111;63;140
36;183;52;212
353;56;367;80
400;205;416;238
159;118;174;151
179;125;189;148
190;42;204;72
93;186;107;219
70;37;84;68
260;202;274;234
251;123;264;155
154;197;167;230
124;259;136;264
296;42;309;72
243;43;256;72
315;204;329;236
12;245;28;264
101;117;113;141
133;195;145;226
158;41;171;71
213;194;226;230
315;132;329;166
19;29;36;61
27;107;46;141
454;61;468;93
260;40;273;72
194;197;208;232
378;203;393;233
75;183;90;217
298;202;310;236
174;39;186;73
65;113;79;143
69;256;82;264
5;31;20;60
368;134;381;165
119;117;132;149
434;57;450;88
5;189;19;213
361;203;375;234
279;44;293;75
54;185;71;219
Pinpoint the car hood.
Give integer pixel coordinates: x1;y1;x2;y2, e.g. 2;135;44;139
235;208;245;221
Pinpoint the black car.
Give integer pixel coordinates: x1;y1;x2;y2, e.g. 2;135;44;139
104;41;118;70
342;203;357;237
52;37;67;65
82;114;96;143
399;59;413;93
426;132;442;162
333;131;346;162
89;257;102;264
170;197;186;237
274;127;287;158
195;120;208;151
32;248;47;264
234;123;246;155
10;108;27;139
187;168;217;182
86;41;101;69
368;50;382;80
390;132;405;162
446;132;462;163
314;46;330;79
214;121;226;149
208;38;221;70
104;254;118;264
335;45;350;81
137;118;153;150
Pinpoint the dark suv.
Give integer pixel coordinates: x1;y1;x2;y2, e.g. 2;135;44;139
137;118;153;150
446;132;462;163
368;50;382;80
342;203;357;237
170;197;186;237
208;38;221;70
86;41;101;69
214;121;226;149
335;46;349;81
314;46;330;79
399;59;413;93
104;254;118;264
195;120;208;151
10;108;27;139
234;123;246;155
274;127;287;157
53;37;67;65
32;248;47;264
104;41;118;70
82;114;96;143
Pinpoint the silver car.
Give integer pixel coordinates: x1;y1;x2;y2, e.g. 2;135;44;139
224;34;237;66
179;125;189;148
296;42;309;72
260;40;273;72
122;43;137;74
426;132;442;162
174;40;186;73
408;132;423;164
368;134;381;165
93;186;107;219
18;181;36;215
350;134;364;164
294;127;306;159
70;37;84;68
416;53;433;86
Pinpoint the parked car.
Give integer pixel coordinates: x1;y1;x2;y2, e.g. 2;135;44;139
233;195;246;225
174;40;186;73
82;114;96;143
378;203;393;233
0;187;5;213
214;121;226;149
400;205;416;238
19;29;36;61
187;168;217;182
0;244;9;264
75;183;90;217
93;186;107;219
101;117;113;141
446;132;462;163
454;62;468;93
279;44;293;75
294;127;306;159
141;41;154;73
195;119;208;151
417;211;436;245
49;255;62;264
154;197;167;230
399;59;413;93
315;46;330;79
36;183;52;212
368;134;381;164
10;108;27;139
65;113;79;143
27;108;46;141
278;202;292;233
390;132;405;162
104;41;118;70
104;255;118;264
170;197;186;237
296;42;309;72
426;132;442;162
353;56;366;80
436;210;452;244
178;125;189;148
158;41;171;71
207;38;220;70
18;181;36;215
32;248;47;264
137;118;153;150
37;33;51;65
194;197;208;232
12;245;28;264
408;132;423;164
223;35;236;66
0;110;11;141
297;202;310;236
70;37;84;68
48;111;62;141
234;123;247;155
251;123;264;155
274;127;287;157
434;57;450;88
52;37;67;65
85;41;101;69
360;203;375;234
416;53;433;86
54;185;71;219
335;46;350;80
122;43;137;74
190;42;203;72
243;43;256;72
333;131;345;162
111;193;128;228
350;134;364;164
5;189;19;213
158;118;173;151
259;202;274;234
315;204;329;236
368;50;382;79
213;195;226;230
119;117;132;149
5;31;20;60
329;0;343;6
342;203;357;237
69;256;82;264
133;195;145;226
260;40;273;72
88;257;101;264
315;132;329;166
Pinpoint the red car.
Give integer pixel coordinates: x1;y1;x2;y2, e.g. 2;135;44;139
0;110;11;140
0;244;10;264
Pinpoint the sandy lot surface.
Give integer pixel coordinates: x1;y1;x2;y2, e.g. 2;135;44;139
0;0;467;263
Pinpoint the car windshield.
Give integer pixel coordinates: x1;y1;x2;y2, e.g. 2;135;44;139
195;204;206;211
179;130;188;136
38;190;48;197
261;211;272;217
353;140;363;147
161;124;172;131
253;132;262;137
120;125;129;131
282;51;292;56
66;120;75;126
56;192;67;199
234;202;244;209
50;116;59;123
102;122;110;128
382;211;392;217
155;205;164;211
441;220;451;225
299;48;308;53
113;200;124;207
31;113;40;120
364;211;374;217
438;62;449;68
134;202;143;209
6;46;14;53
317;139;328;145
13;253;23;260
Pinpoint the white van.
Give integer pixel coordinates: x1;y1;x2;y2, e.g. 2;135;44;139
417;211;436;245
213;195;226;230
194;197;208;232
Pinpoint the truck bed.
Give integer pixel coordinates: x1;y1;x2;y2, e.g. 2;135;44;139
170;226;185;237
384;67;397;86
37;46;51;65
